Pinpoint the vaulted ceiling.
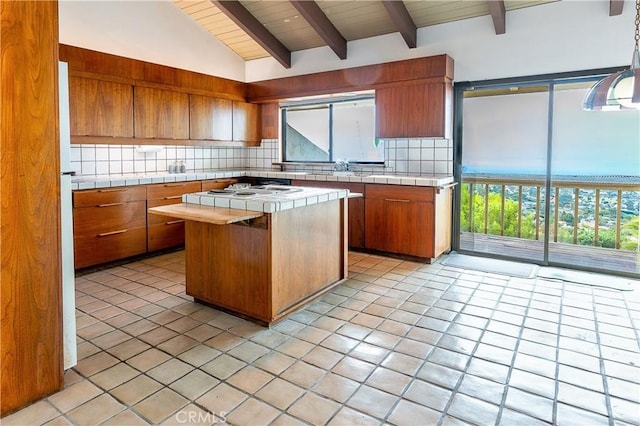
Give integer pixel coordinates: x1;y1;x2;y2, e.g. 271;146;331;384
172;0;626;69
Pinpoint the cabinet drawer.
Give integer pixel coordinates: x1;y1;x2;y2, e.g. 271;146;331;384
365;184;434;202
73;200;147;234
73;186;146;207
146;181;201;200
74;227;147;269
201;179;238;191
148;222;185;252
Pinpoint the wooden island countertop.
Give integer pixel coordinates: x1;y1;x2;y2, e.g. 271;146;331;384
148;203;263;225
150;186;350;326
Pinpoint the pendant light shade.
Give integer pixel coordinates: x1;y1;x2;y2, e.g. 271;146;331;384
583;0;640;111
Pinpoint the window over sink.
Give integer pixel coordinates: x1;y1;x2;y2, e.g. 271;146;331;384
281;93;383;164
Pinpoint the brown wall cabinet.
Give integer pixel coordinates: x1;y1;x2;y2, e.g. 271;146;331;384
147;181;202;252
134;87;189;139
189;95;233;141
260;103;279;140
73;186;147;268
69;76;134;137
292;180;365;249
233;101;261;143
375;82;452;139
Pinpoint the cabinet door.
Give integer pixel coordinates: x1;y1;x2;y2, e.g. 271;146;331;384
134;87;189;139
233;101;260;143
189;95;233;141
69;77;133;137
365;198;434;258
375;83;446;138
261;103;279;139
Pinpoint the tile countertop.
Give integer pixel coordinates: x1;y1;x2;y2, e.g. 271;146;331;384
182;187;349;213
71;169;454;190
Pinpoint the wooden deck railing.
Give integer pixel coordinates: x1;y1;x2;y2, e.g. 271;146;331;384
461;174;640;251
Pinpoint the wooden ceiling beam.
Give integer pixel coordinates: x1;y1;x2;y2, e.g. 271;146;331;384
212;0;291;68
487;0;506;35
381;0;417;49
290;0;347;59
609;0;624;16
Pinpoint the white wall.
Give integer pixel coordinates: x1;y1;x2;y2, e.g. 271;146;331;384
246;1;635;82
59;0;246;81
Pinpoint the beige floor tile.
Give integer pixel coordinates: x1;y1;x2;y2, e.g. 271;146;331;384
196;383;247;414
177;344;221;367
159;403;221;426
447;393;500;425
157;335;199;356
280;361;325;388
288;392;341;425
101;409;148;426
77;341;102;360
388;399;442;425
332;356;376;382
404;379;452;411
111;375;163;406
366;367;412;396
204;331;244;351
312;373;360;403
138;326;179;346
346;385;398;420
271;413;309;426
183;324;223;341
226;397;281;426
381;352;423;376
417;362;464;390
394;338;434;358
320;333;359;354
1;400;60;426
458;374;505;405
89;362;140;390
227;340;270;363
66;394;125;425
302;346;343;370
327;406;380;425
74;351;120;377
200;354;246;380
276;337;315;358
253;351;296;375
255;378;305;410
120;318;158;337
349;342;390;364
107;338;151;361
133;388;189;424
147;358;194;385
43;415;73;426
126;348;172;372
227;365;274;393
169;370;219;400
62;369;84;387
295;326;332;344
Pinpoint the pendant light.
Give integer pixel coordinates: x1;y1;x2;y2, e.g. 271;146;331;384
583;0;640;111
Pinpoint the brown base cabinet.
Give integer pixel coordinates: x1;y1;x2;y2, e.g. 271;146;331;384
146;181;202;252
365;184;451;260
73;186;147;269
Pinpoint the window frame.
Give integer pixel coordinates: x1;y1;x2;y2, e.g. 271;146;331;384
280;95;382;164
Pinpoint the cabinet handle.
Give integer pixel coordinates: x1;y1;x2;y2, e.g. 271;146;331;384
163;195;183;200
165;220;184;225
164;183;186;187
97;188;127;193
97;229;128;237
97;202;124;207
385;198;411;203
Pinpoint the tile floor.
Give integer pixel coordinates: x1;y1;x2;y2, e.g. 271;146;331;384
3;251;640;426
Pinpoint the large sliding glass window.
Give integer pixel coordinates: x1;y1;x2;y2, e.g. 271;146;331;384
456;72;640;276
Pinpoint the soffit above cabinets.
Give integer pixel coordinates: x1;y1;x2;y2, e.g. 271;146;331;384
171;0;619;68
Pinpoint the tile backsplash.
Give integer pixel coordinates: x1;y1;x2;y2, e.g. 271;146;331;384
70;138;452;177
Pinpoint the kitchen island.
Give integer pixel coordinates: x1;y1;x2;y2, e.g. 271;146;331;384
149;186;349;325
